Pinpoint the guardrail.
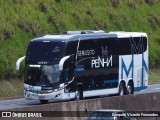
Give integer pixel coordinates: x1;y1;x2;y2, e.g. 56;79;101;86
1;92;160;120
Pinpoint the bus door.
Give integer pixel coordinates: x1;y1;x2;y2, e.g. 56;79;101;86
62;55;76;93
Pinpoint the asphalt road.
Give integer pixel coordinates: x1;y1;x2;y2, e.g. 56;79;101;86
0;84;160;110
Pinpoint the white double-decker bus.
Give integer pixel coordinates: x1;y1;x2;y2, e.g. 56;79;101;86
16;30;148;103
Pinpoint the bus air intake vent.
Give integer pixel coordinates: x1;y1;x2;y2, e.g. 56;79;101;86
63;30;105;35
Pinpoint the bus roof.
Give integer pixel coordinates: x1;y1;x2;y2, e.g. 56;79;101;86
31;31;147;42
109;31;147;38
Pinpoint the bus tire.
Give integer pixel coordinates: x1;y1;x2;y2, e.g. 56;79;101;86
127;82;134;94
119;82;127;96
40;100;48;104
75;87;83;100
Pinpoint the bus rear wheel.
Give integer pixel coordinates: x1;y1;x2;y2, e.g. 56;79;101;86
75;87;83;100
127;82;134;94
40;100;48;104
119;82;127;96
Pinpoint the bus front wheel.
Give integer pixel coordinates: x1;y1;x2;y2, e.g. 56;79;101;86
119;82;127;96
75;87;83;100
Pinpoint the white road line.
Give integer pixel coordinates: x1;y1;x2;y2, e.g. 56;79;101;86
140;90;145;91
154;88;160;90
148;84;160;86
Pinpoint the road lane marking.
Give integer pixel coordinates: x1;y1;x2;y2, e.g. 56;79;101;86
154;88;160;90
140;90;145;91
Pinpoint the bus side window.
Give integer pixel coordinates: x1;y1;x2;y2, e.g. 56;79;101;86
65;41;78;55
112;37;147;55
112;38;131;55
93;39;101;57
78;39;94;58
100;38;112;57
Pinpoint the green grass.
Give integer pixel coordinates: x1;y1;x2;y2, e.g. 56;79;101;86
0;78;23;98
149;69;160;84
1;0;160;98
0;0;160;79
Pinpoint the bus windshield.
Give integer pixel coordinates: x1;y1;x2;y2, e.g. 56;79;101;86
26;41;66;64
24;64;61;86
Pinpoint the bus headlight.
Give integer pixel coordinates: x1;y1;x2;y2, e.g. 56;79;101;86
64;87;69;92
53;87;63;92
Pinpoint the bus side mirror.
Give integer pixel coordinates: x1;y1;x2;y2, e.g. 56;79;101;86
16;56;26;71
59;55;75;71
59;56;71;71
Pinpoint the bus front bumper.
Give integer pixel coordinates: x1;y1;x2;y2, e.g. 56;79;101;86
24;84;74;100
24;89;64;100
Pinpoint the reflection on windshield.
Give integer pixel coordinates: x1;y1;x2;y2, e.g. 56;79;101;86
26;41;65;64
42;65;60;84
24;64;61;86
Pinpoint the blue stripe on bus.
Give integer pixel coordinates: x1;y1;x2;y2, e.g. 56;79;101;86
134;86;147;91
104;79;118;84
75;68;85;72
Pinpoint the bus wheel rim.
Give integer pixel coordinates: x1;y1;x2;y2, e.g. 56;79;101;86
76;90;80;100
120;86;124;95
127;86;131;94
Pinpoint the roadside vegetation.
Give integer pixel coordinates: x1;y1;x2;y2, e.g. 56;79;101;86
0;0;160;97
149;68;160;84
1;0;160;78
0;78;23;97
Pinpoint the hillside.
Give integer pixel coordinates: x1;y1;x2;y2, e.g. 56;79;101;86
0;0;160;78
